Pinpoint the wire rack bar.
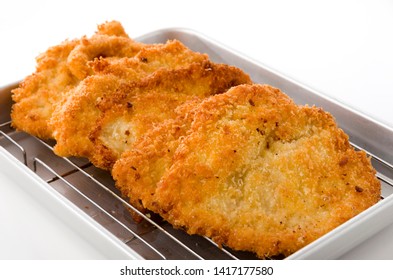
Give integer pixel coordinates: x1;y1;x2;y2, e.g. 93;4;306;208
0;129;27;165
33;157;167;260
1;120;393;260
0;120;11;127
35;138;206;260
351;141;393;171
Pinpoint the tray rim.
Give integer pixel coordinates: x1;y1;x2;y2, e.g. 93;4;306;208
1;27;393;259
3;27;393;132
137;28;393;259
0;147;142;260
139;27;393;131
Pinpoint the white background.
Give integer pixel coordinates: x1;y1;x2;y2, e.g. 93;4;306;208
0;0;393;260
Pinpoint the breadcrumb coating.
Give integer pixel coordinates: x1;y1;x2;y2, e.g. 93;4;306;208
113;84;380;258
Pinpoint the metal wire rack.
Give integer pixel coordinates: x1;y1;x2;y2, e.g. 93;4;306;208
2;108;393;260
0;115;259;259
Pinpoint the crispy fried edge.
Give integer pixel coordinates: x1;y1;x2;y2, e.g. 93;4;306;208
51;42;213;160
150;84;380;258
89;61;252;170
11;39;80;139
112;98;201;221
10;21;140;139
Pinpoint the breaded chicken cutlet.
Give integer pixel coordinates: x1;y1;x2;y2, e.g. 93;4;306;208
11;21;144;139
50;39;214;162
112;84;381;259
110;98;200;222
112;98;200;215
11;20;381;259
54;59;251;169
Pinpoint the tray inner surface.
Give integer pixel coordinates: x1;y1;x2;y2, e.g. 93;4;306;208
1;30;393;260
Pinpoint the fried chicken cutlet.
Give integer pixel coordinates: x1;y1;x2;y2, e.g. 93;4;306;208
11;21;144;139
112;84;297;217
72;61;251;170
113;84;380;258
111;99;200;220
50;40;225;163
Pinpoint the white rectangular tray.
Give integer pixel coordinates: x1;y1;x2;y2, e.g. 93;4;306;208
0;147;142;259
1;28;393;259
140;28;393;259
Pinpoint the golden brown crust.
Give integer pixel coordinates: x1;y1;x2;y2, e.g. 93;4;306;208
88;40;208;78
66;35;143;80
50;39;216;161
11;39;80;139
89;61;251;169
11;21;381;259
96;20;129;37
112;98;200;214
10;21;143;139
114;84;380;258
